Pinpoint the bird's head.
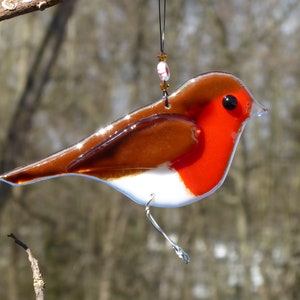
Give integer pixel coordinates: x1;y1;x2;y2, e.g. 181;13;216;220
171;71;268;127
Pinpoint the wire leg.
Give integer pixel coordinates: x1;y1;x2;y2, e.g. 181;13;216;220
145;194;190;264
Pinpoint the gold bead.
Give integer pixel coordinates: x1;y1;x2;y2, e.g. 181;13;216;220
160;81;170;91
157;52;168;62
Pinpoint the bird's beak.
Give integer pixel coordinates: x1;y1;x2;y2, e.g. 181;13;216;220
250;98;269;119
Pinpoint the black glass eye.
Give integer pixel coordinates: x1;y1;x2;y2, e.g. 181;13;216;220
222;95;238;110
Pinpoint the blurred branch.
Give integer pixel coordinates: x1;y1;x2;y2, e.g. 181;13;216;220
0;0;77;211
8;233;45;300
0;0;63;21
16;193;58;228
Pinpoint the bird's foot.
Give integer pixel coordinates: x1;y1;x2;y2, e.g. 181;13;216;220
145;194;190;264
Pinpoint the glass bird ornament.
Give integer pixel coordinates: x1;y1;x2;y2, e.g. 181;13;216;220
0;72;268;208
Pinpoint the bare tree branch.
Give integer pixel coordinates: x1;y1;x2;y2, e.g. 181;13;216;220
8;233;45;300
0;0;63;21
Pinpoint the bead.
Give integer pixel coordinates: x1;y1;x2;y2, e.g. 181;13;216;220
157;52;168;62
160;81;170;91
157;61;170;82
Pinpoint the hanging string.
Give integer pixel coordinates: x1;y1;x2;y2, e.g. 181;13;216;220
157;0;170;108
158;0;166;53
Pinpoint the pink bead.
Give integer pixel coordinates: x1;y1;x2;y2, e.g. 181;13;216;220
157;61;170;81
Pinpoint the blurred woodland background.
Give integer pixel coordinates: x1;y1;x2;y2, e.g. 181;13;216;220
0;0;299;299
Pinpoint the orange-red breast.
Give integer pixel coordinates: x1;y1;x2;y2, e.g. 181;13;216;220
0;72;268;207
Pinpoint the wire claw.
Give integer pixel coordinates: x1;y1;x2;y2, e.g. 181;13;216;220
145;194;190;263
172;245;190;264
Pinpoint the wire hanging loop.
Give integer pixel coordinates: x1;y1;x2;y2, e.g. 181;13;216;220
145;194;190;264
158;0;166;53
157;0;170;108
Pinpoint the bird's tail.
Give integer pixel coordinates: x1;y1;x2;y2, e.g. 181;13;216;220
0;146;80;186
